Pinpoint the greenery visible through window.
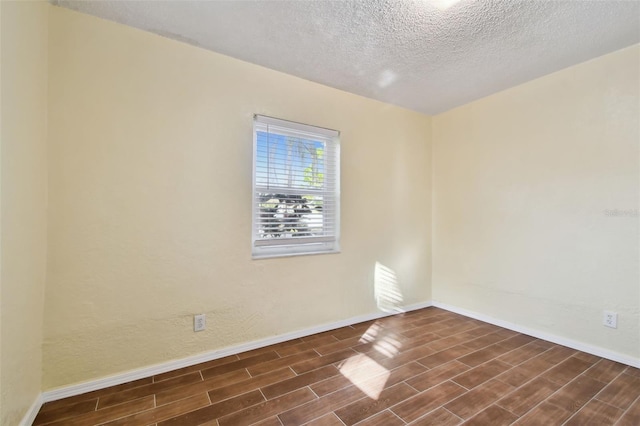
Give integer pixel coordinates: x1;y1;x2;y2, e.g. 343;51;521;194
252;115;340;258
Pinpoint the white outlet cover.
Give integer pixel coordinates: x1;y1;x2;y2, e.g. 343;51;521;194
603;311;618;329
194;314;206;332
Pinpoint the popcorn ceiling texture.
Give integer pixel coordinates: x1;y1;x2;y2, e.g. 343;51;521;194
55;0;639;114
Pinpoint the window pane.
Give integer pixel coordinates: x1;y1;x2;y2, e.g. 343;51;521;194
253;115;339;258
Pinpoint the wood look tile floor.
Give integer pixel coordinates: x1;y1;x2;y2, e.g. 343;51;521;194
35;308;640;426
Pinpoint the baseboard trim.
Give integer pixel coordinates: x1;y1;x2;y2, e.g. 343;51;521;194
432;301;640;369
41;301;432;403
40;299;637;406
19;393;42;426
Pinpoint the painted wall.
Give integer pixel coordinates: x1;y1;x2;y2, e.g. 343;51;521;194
0;0;49;423
433;45;639;361
44;7;432;389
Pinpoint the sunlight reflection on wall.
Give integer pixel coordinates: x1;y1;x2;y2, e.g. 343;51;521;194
374;262;404;313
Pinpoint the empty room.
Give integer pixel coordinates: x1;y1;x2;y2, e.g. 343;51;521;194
1;0;639;425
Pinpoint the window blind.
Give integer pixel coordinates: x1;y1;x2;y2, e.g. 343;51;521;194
252;115;340;258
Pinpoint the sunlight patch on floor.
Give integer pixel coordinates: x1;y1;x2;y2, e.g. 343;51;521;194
338;353;390;400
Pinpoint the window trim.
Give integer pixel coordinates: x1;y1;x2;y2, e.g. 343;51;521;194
252;114;340;259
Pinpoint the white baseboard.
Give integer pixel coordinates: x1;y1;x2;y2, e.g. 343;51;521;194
39;298;639;408
19;393;42;426
41;301;432;403
432;301;640;369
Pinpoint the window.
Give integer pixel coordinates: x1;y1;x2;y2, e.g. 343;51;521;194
252;115;340;258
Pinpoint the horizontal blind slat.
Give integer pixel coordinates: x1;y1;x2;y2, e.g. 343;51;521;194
253;115;339;257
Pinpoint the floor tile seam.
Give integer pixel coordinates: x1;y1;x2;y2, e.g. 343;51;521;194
268;384;319;406
306;384;321;399
258;387;268;404
207;387;278;424
493;399;522;420
386;378;463;417
414;345;470;367
349;408;406;426
504;344;556;368
442;323;500;339
314;342;363;357
154;356;241;384
93;398;155;426
215;352;285;374
155;371;252;407
155;391;201;410
301;334;339;344
494;341;554;368
622;366;640;377
279;388;357;426
98;375;208;409
449;354;517;389
248;355;317;378
492;377;537;414
386;408;408;425
532;375;584;414
154;368;256;407
335;382;414;420
389;403;446;425
216;366;293;391
613;392;640;424
591;366;634;409
403;379;422;394
207;384;273;408
449;378;472;392
559;402;586;426
498;364;580;422
47;382;151;411
366;339;434;359
584;373;622;389
134;393;209;426
503;348;576;388
153;368;197;383
318;383;383;416
441;406;465;423
459;335;517;355
402;372;458;394
355;352;414;383
418;328;481;349
263;367;342;400
564;390;627;426
398;323;448;339
445;382;519;421
292;353;354;376
91;392;161;415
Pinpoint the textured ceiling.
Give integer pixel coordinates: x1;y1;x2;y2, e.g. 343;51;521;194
55;0;640;115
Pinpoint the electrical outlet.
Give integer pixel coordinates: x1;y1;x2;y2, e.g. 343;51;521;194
603;311;617;329
194;314;206;332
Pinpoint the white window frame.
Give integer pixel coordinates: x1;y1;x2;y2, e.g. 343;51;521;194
252;115;340;259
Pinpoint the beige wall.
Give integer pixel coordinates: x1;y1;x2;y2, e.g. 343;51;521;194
433;45;640;361
44;7;432;389
6;1;633;397
0;0;49;423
